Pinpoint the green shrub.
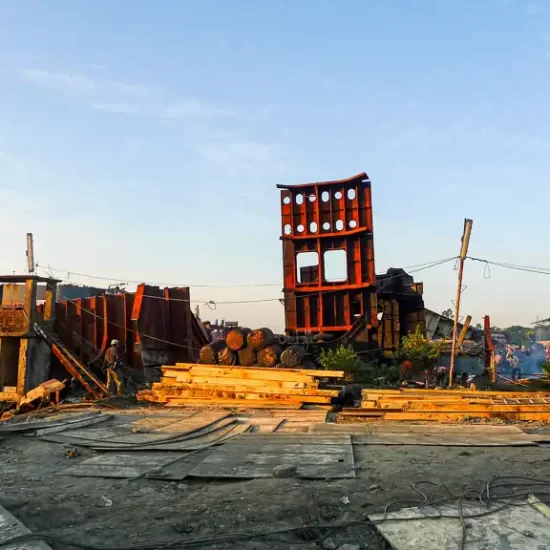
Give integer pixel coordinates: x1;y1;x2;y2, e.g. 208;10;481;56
320;345;363;381
400;325;442;370
319;345;401;385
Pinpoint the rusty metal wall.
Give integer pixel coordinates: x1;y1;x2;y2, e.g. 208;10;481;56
376;268;426;353
54;284;207;375
277;173;378;339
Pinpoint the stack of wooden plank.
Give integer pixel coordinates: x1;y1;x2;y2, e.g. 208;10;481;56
138;363;344;408
339;388;550;421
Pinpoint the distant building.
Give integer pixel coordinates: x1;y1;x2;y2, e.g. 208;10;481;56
57;284;108;301
424;308;479;341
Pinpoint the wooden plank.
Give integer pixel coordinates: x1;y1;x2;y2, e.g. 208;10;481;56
154;383;337;397
400;403;550;412
382;411;550;421
172;376;318;389
338;410;386;417
188;365;317;383
295;369;344;378
164;363;343;378
362;388;550;398
166;398;303;409
150;387;330;401
154;389;331;403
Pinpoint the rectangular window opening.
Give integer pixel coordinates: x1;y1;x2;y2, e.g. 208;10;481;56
323;249;348;282
296;252;319;284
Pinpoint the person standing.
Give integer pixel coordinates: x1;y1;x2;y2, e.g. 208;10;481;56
510;354;521;382
104;339;125;396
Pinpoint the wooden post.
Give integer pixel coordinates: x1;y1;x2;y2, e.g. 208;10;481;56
449;219;473;386
26;233;35;274
44;281;57;321
456;315;472;349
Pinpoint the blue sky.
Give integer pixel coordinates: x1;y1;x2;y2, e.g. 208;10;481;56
1;0;549;331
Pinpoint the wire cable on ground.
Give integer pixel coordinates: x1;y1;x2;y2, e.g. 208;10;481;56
1;476;549;550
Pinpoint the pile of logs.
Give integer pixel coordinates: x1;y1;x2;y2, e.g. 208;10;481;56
199;327;306;369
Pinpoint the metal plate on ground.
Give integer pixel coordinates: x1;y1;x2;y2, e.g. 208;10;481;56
145;449;213;480
369;498;550;549
62;452;184;478
0;503;53;550
309;423;538;446
41;411;233;448
187;433;355;479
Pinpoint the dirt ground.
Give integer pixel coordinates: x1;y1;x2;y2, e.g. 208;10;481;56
3;425;550;550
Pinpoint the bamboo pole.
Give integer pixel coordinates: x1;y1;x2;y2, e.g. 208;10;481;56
449;219;473;385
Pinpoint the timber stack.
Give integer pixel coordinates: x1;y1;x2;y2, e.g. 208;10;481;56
199;327;312;369
338;388;550;421
137;363;344;408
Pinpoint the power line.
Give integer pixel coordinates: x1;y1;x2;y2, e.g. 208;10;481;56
44;257;457;308
36;257;457;290
36;264;282;288
468;257;550;275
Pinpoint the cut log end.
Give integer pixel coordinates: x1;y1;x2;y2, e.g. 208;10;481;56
280;345;306;368
247;327;275;350
199;339;228;365
226;328;251;351
237;347;256;367
257;344;282;368
218;347;237;366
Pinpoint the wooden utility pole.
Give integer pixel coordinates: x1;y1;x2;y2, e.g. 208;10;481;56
26;233;35;274
448;219;473;385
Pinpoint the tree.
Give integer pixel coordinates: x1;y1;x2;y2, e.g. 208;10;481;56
400;326;442;370
504;326;533;348
441;308;454;319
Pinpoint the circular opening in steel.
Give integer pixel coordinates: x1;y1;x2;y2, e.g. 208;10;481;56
296;194;304;205
347;189;356;200
349;220;357;228
308;194;316;202
283;196;291;205
321;191;330;202
322;222;330;231
297;224;305;233
335;220;344;231
334;191;343;200
284;224;292;235
310;222;318;233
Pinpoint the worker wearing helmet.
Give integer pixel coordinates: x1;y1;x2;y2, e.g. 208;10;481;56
104;339;124;396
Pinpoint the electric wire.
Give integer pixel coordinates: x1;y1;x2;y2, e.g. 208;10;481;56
1;477;550;550
41;256;457;308
468;257;550;275
35;257;457;291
